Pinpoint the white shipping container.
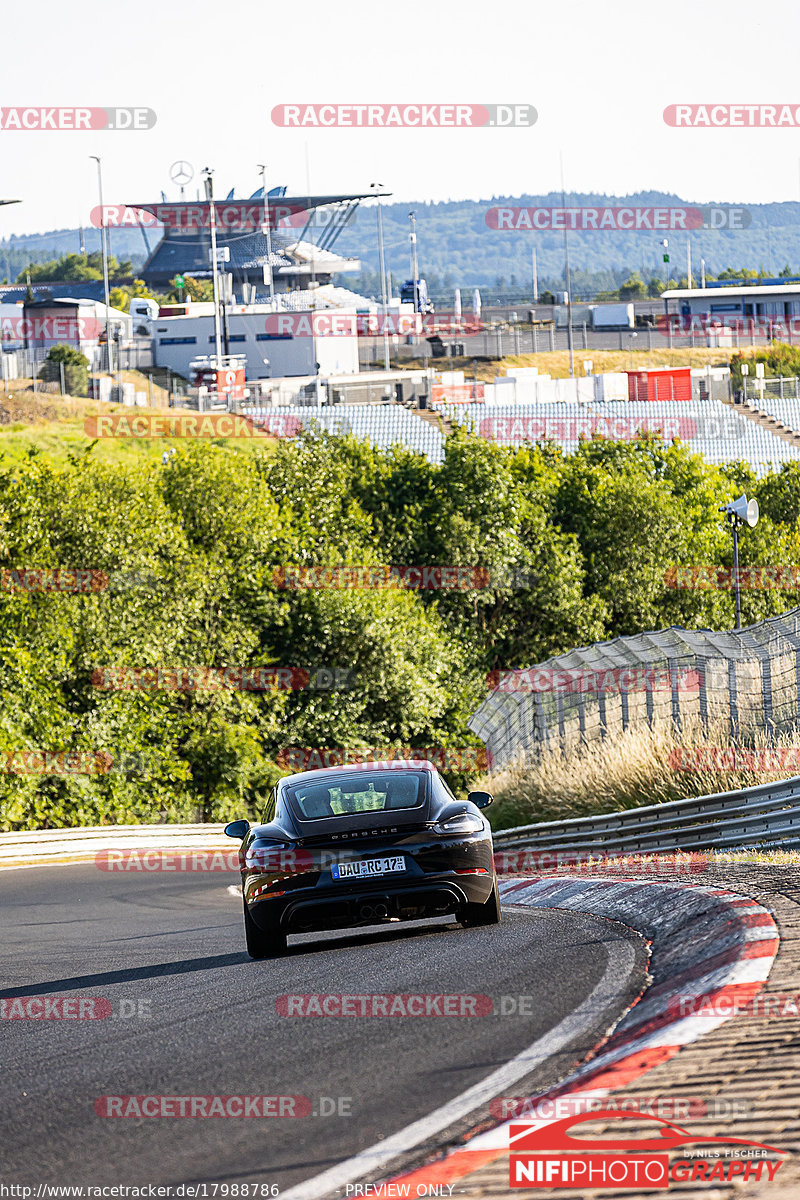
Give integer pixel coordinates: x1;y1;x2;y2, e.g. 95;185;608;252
592;303;635;330
593;372;630;402
555;304;594;328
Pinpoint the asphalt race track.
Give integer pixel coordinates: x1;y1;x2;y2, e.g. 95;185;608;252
0;866;648;1193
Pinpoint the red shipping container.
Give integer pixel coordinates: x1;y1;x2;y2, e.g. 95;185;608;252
626;367;691;402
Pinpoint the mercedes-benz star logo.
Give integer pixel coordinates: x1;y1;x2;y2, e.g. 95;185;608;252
169;161;194;186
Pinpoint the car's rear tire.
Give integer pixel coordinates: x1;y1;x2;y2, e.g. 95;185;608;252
243;896;287;959
461;878;501;928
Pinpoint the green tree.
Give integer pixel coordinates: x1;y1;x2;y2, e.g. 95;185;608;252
618;272;647;301
38;344;89;396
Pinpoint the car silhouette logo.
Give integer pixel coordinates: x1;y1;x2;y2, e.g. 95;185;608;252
511;1110;783;1155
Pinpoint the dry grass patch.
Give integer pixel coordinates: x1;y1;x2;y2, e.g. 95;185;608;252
481;721;800;832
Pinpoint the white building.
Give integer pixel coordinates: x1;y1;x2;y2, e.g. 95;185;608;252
663;281;800;326
136;301;361;380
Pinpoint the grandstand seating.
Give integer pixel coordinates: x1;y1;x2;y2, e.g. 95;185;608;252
240;398;800;475
440;400;800;475
245;404;445;464
748;397;800;441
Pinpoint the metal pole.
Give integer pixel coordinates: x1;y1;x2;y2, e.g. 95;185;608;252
203;168;223;369
560;166;574;377
532;247;538;304
258;164;275;306
732;521;742;630
90;156;112;373
372;183;390;371
409;212;419;311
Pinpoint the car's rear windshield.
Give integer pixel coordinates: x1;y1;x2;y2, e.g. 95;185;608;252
285;771;427;821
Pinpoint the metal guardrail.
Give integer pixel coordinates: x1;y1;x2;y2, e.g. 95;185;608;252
492;775;800;854
0;823;228;869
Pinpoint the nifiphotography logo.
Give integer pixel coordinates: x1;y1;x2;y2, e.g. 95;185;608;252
509;1111;785;1188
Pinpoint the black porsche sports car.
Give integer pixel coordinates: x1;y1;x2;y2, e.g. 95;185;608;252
224;758;500;958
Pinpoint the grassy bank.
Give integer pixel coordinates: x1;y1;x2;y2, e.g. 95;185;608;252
0;388;279;465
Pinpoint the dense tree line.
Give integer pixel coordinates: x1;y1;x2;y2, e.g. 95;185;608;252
2;428;800;829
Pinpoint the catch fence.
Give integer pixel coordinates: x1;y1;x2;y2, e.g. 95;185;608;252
471;607;800;770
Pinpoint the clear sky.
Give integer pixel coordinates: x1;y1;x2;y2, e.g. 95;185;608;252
1;0;799;240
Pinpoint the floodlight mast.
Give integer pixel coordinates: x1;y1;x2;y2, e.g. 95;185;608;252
203;168;223;369
719;494;760;629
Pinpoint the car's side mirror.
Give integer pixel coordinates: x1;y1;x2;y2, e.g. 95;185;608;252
224;819;250;839
468;791;493;809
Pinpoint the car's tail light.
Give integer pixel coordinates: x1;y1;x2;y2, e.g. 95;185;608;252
433;812;484;835
246;840;297;867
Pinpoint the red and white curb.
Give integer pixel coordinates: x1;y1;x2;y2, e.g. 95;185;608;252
377;875;779;1193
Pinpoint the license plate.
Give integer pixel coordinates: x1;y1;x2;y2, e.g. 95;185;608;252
331;856;406;880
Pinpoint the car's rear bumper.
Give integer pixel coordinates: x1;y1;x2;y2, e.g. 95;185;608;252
246;871;494;934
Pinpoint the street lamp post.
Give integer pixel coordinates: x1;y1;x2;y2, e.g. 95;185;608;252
90;155;112;373
371;183;390;371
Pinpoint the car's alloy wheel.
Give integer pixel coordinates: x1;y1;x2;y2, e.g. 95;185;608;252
243;896;288;958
